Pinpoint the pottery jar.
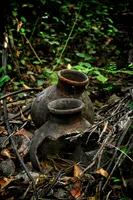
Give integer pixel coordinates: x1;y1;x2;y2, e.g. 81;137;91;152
31;69;94;128
30;98;91;171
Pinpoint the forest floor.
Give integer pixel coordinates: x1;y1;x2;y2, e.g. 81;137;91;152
0;69;133;200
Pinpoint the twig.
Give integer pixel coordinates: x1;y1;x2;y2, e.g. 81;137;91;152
0;88;41;100
6;98;33;107
54;0;84;69
40;170;63;198
102;118;132;190
0;103;31;125
2;30;38;200
66;108;128;142
23;34;42;64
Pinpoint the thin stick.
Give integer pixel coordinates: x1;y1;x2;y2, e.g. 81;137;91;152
0;88;41;100
2;31;38;200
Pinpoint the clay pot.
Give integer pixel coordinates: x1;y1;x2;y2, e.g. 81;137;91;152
31;69;94;128
30;98;91;171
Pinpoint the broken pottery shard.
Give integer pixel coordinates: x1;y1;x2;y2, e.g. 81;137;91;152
30;98;91;171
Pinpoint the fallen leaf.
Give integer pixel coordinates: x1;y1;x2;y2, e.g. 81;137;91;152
96;168;109;178
70;180;82;198
1;149;15;159
0;126;5;134
22;84;31;89
17;20;23;32
87;197;97;200
0;177;15;190
74;164;83;178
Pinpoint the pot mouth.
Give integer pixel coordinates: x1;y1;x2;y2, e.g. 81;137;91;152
58;69;89;86
48;98;84;115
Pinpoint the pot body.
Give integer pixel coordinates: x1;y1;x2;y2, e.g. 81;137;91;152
30;98;91;171
31;69;94;128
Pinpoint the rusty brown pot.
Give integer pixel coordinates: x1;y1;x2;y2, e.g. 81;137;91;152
31;69;94;128
30;98;91;171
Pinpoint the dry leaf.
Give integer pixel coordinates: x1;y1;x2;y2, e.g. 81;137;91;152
22;84;31;89
16;50;21;57
74;164;83;178
0;126;5;134
87;197;97;200
96;168;109;178
70;180;82;198
0;177;15;190
1;149;15;159
17;20;23;32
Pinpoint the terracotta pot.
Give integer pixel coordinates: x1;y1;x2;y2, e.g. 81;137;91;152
30;98;91;171
31;69;94;128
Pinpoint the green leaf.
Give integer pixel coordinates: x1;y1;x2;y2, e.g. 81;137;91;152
72;65;85;71
0;75;10;87
0;66;6;73
121;147;127;153
113;178;121;183
120;70;133;75
130;101;133;110
49;72;58;84
111;177;121;183
64;58;71;62
53;17;59;22
37;79;44;86
85;55;92;61
76;52;86;58
81;62;92;68
12;11;17;17
20;28;25;33
21;60;26;65
43;68;53;76
33;61;41;65
21;16;27;23
96;73;108;83
7;65;12;71
49;41;60;45
106;17;113;23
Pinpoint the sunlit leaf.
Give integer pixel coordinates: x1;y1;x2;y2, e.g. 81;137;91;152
96;73;108;83
0;75;10;87
96;168;109;178
76;52;85;58
74;164;83;178
33;61;41;65
37;79;44;86
21;16;27;23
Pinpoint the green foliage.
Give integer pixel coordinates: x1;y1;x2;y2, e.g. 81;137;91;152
0;67;10;87
13;81;24;90
7;0;132;86
129;101;133;110
111;177;121;183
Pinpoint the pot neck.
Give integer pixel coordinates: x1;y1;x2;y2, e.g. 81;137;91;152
50;112;82;124
57;79;85;95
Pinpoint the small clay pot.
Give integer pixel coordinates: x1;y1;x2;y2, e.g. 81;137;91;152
30;98;91;171
31;69;94;128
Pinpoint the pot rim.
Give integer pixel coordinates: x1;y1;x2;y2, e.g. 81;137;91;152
48;98;84;115
58;69;89;87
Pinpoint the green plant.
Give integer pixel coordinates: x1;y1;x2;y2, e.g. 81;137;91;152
111;177;121;183
7;0;132;87
0;66;10;87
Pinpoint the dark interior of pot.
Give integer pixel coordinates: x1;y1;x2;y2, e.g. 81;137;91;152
48;98;84;114
60;70;88;82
